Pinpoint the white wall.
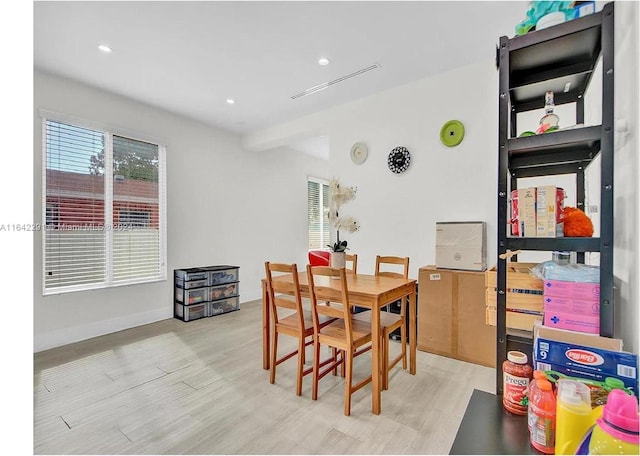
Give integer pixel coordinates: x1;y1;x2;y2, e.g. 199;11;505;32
611;0;639;353
33;71;329;351
247;59;500;279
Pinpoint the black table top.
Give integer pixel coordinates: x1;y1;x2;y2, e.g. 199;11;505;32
449;389;540;455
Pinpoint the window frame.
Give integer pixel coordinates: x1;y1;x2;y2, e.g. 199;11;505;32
41;111;167;295
307;176;330;251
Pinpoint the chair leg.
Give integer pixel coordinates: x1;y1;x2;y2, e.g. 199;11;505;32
344;349;353;416
270;331;278;385
312;338;320;401
383;331;390;390
296;337;305;396
401;323;407;370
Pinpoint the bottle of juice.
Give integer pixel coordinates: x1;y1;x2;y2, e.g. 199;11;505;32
528;370;549;431
588;389;639;454
529;377;556;454
555;379;593;455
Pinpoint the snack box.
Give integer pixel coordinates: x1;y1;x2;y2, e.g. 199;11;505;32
533;324;638;393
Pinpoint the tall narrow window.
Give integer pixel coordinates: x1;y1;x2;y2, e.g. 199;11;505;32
43;119;166;294
307;177;330;249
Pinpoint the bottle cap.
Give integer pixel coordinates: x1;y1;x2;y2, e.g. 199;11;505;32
507;351;528;364
597;389;640;444
539;379;552;391
558;379;590;405
605;377;625;390
533;370;547;380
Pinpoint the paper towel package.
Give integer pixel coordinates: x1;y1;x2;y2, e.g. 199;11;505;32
435;221;486;271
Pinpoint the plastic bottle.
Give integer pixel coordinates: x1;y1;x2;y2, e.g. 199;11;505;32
503;351;533;415
588;389;639;454
537;91;560;134
529;378;557;454
555;379;593;455
528;370;549;431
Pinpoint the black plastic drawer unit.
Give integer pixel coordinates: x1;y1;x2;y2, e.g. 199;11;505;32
174;266;240;322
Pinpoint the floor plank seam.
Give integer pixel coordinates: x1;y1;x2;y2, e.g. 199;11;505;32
60;415;71;429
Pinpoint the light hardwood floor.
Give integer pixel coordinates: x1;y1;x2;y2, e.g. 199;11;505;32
34;299;495;454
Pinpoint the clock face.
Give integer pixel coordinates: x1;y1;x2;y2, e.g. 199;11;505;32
387;146;411;173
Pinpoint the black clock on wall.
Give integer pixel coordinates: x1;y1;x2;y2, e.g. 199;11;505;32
387;146;411;174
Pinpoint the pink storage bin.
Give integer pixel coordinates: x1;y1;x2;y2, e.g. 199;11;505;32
543;279;600;300
544;310;600;334
543;295;600;315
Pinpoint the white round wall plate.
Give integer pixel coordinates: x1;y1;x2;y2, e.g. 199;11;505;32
350;142;368;165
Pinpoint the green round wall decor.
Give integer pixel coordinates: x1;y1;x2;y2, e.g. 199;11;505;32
440;120;465;147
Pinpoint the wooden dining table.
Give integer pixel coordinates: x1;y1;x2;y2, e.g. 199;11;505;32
261;271;417;415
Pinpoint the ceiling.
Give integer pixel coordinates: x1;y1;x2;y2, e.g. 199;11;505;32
34;1;528;139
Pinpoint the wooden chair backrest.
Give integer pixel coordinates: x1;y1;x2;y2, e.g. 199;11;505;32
306;265;355;343
375;255;410;279
264;262;304;329
345;253;358;274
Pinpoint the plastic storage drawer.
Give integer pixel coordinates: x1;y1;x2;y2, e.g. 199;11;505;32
209;282;239;301
204;266;240;285
175;287;208;305
175;303;207;322
208;297;240;316
175;277;208;289
175;268;208;282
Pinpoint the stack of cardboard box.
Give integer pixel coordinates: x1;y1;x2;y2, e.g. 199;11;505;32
542;278;600;334
511;186;565;237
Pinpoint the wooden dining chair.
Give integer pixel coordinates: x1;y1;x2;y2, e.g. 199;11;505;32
306;265;373;416
264;261;336;396
353;255;410;390
345;253;358;274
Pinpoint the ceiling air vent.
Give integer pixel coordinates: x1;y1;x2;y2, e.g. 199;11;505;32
291;63;380;100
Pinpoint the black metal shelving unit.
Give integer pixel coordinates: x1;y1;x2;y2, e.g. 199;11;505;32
495;3;615;395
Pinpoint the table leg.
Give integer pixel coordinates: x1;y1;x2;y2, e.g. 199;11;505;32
409;287;416;375
262;281;270;370
371;299;381;415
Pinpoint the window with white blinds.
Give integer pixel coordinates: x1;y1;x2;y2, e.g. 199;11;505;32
307;177;330;250
42;118;166;294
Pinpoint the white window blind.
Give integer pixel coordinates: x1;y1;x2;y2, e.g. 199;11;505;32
307;177;330;249
43;119;166;294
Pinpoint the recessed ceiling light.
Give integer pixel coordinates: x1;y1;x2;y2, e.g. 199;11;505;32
226;99;235;105
98;44;112;53
318;57;330;66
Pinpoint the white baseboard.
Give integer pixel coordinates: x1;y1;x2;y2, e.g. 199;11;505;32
35;289;263;353
34;307;171;353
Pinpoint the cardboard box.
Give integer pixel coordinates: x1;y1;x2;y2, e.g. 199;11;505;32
533;324;638;392
519;187;537;237
543;294;600;315
435;222;486;271
418;266;495;367
544;279;600;300
543;309;600;334
534;324;622;351
536;186;565;237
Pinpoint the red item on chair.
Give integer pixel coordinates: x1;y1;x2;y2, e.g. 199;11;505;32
308;250;330;266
